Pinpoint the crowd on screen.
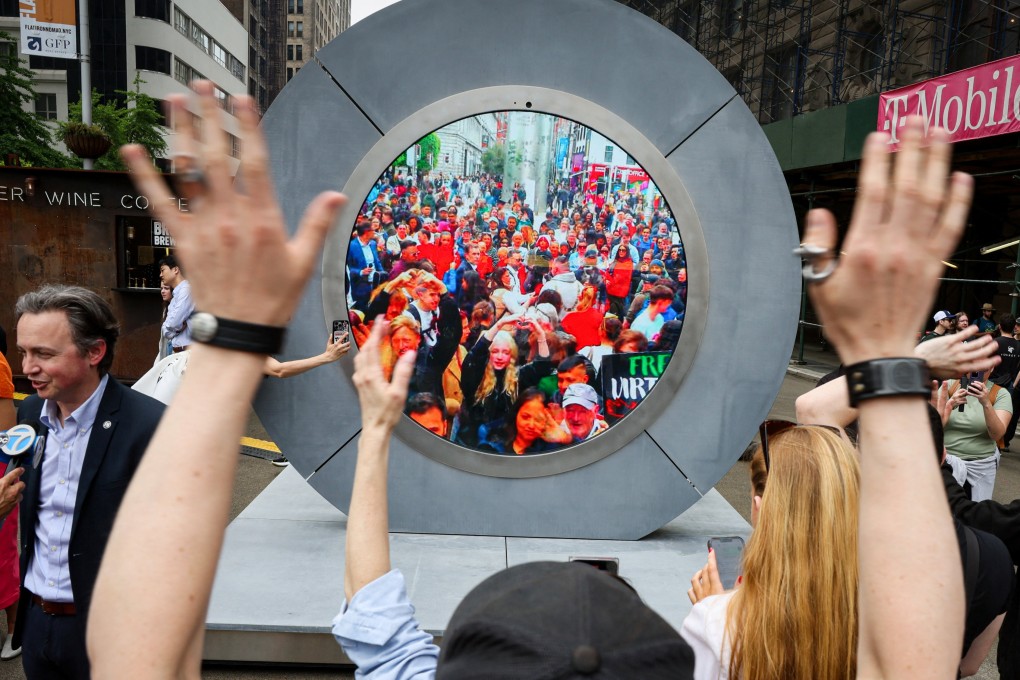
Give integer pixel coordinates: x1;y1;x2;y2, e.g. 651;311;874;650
345;170;687;454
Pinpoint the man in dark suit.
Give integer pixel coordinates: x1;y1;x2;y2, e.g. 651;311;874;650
13;285;164;679
346;220;386;310
454;242;480;306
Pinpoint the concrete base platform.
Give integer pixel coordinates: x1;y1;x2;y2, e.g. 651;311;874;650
203;466;751;665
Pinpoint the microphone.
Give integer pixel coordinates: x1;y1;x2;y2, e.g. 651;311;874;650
0;421;45;468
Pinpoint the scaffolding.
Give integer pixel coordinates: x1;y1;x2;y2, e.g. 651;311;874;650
620;0;1020;125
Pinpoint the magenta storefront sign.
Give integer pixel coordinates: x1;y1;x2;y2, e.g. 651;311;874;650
878;54;1020;148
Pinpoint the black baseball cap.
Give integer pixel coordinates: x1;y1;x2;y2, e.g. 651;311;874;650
437;562;695;679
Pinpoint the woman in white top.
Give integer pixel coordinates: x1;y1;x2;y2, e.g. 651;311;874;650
681;426;860;680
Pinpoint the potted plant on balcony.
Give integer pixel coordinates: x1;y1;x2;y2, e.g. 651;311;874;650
60;121;112;160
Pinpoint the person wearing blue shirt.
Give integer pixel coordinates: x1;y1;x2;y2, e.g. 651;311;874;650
978;303;998;335
634;225;655;258
160;256;194;352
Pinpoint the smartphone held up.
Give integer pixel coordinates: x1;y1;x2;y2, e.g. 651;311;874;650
708;536;744;589
333;319;350;345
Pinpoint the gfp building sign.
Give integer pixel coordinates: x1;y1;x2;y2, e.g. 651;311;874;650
19;0;77;59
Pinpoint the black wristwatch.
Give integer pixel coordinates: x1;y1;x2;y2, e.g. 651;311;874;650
845;357;931;407
189;312;286;354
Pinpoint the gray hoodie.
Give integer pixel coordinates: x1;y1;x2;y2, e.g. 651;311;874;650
544;271;583;317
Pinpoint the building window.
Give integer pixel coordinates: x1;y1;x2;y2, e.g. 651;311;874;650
722;0;743;38
761;44;800;122
135;45;171;74
229;133;241;158
118;215;175;290
287;44;294;60
288;0;295;11
288;20;294;36
1000;5;1020;58
135;0;170;22
287;67;293;80
296;21;303;38
152;98;168;126
673;0;700;43
212;42;226;68
296;44;303;60
603;145;613;163
174;58;204;86
174;58;190;84
175;7;190;35
34;93;57;120
228;55;245;81
855;23;884;81
296;0;303;13
191;23;210;52
175;7;244;80
721;66;743;93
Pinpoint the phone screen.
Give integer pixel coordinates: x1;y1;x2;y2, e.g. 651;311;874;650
569;556;620;576
708;536;745;589
333;319;350;345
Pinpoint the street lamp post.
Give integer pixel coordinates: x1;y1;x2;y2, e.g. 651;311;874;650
78;0;93;170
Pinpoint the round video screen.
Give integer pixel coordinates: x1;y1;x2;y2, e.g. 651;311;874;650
344;112;687;455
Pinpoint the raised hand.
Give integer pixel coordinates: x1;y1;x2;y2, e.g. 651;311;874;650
914;325;1000;379
121;81;346;327
800;118;973;365
352;320;415;433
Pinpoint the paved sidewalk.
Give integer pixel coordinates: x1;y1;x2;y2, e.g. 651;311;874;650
787;340;840;383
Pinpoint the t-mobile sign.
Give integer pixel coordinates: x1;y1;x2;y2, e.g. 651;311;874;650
878;54;1020;148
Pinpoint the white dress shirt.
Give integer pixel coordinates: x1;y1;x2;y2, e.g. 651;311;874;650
26;374;109;602
162;279;194;349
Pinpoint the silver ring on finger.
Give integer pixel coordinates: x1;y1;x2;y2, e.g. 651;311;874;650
793;243;837;283
177;167;207;187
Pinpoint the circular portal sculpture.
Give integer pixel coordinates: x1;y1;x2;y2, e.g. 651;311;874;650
253;0;800;539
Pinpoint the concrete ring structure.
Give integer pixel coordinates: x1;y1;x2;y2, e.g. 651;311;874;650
253;0;800;539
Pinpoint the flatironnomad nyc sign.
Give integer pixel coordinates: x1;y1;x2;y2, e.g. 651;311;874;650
878;53;1020;148
19;0;76;59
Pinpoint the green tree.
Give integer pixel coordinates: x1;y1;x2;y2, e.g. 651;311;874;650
0;32;74;167
416;132;441;172
66;73;168;170
393;133;442;172
481;144;506;177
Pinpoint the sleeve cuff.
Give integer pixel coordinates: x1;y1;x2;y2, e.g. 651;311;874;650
333;570;418;646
